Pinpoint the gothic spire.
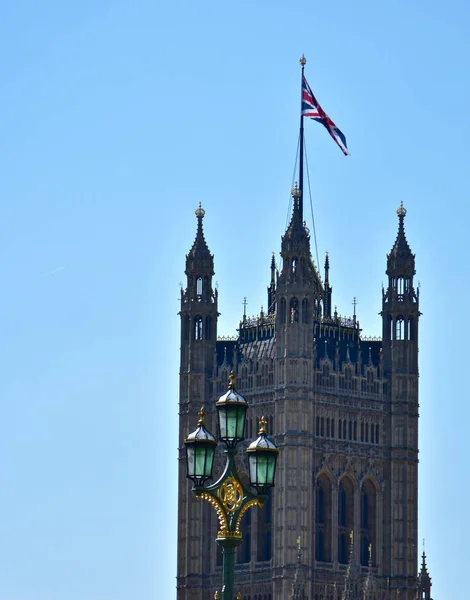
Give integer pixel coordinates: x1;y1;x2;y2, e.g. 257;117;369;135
387;202;415;276
267;253;277;314
415;551;432;600
185;203;214;279
279;184;322;291
188;203;212;260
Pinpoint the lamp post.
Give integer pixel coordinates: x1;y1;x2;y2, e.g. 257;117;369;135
185;372;279;600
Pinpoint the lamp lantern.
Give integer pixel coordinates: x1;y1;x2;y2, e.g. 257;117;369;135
216;372;248;448
185;407;217;487
247;416;279;494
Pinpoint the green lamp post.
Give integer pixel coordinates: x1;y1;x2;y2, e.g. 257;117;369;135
185;372;279;600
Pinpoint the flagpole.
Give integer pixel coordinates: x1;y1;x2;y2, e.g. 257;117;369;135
299;54;306;221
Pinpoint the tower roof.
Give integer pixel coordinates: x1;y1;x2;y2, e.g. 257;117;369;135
185;203;214;275
279;184;322;290
387;202;415;275
282;184;311;256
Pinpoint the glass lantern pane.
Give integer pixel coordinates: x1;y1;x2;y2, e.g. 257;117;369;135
205;447;215;477
226;406;238;438
249;454;257;485
266;455;276;485
257;455;269;485
218;408;228;439
187;445;195;477
235;408;246;439
195;446;207;476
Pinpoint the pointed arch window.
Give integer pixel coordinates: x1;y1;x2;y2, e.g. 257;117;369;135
360;480;377;566
194;316;203;340
338;477;354;564
397;277;404;295
315;475;332;562
292;257;298;275
290;297;299;323
196;276;203;296
395;317;405;340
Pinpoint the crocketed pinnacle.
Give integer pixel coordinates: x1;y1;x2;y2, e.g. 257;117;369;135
188;202;212;260
387;202;415;274
418;552;431;583
185;202;214;278
283;183;310;255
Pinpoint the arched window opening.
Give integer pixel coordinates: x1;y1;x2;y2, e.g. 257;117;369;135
338;478;354;528
360;479;377;566
331;419;335;438
375;424;380;444
321;417;325;437
338;534;348;565
292;258;297;275
343;420;347;440
302;298;309;324
348;420;353;440
405;277;411;292
290;297;299;323
316;475;332;562
360;535;370;567
280;298;286;324
338;476;354;564
316;531;325;562
196;276;203;296
397;277;404;295
395;317;405;340
316;485;324;524
316;416;320;436
365;423;369;443
353;421;357;441
338;419;342;440
361;422;364;442
194;316;203;340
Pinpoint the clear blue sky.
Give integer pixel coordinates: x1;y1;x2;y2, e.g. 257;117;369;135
0;1;467;598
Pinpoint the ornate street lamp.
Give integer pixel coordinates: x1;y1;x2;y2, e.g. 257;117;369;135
185;407;217;487
184;373;279;600
247;416;279;494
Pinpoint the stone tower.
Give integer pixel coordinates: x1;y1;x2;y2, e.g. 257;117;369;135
176;195;431;600
177;203;219;600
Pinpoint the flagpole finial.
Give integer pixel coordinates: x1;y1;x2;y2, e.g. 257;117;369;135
300;54;306;67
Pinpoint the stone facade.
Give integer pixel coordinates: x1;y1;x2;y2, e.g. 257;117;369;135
177;198;433;600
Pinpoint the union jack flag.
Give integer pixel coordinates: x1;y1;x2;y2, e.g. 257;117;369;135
301;75;349;156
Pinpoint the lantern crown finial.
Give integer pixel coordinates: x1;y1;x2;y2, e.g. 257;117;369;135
228;371;236;389
259;416;267;435
198;406;206;426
